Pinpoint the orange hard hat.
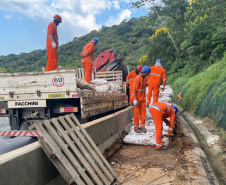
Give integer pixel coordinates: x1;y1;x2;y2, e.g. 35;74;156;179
54;14;62;23
136;65;142;71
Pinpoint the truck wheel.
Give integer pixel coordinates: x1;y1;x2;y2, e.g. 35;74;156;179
20;120;31;130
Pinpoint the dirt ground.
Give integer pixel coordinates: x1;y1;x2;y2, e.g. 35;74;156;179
108;117;217;185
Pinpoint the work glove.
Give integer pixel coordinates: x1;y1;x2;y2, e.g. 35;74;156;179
52;42;57;49
168;128;173;136
133;100;138;106
162;86;165;91
146;105;149;108
126;84;129;88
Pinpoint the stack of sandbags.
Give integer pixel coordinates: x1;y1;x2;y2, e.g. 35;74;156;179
158;85;173;104
108;83;121;92
77;79;122;93
91;79;110;92
76;79;95;91
91;79;122;92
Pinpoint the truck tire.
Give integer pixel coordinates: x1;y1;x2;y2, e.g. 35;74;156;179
20;120;31;130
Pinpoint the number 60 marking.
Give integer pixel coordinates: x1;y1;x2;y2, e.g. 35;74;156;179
52;75;64;87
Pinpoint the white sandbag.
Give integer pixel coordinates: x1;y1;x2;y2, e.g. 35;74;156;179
94;84;110;92
123;107;171;146
77;79;95;91
109;83;121;92
160;85;173;97
158;97;172;103
76;80;84;90
123;125;170;146
78;79;88;87
91;79;108;85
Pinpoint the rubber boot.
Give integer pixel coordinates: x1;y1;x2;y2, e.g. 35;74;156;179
139;128;147;133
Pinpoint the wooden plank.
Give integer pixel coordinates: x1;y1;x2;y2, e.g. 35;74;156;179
97;74;122;80
42;120;94;185
34;122;85;185
39;137;74;185
96;71;122;74
101;76;122;78
58;116;110;185
76;68;94;81
64;115;115;182
69;114;116;179
96;72;122;75
50;118;103;185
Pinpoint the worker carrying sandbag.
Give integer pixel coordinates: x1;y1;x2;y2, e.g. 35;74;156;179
46;14;62;71
80;38;98;83
132;66;150;133
126;65;142;104
147;59;167;105
149;102;178;150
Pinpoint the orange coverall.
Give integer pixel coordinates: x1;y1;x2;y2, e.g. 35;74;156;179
132;75;148;129
46;22;59;71
147;65;167;105
81;41;95;83
126;71;139;103
149;102;175;148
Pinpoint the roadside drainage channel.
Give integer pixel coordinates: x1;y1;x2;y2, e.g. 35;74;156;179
178;107;226;185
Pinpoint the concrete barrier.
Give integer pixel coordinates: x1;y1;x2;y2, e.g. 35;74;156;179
0;106;134;185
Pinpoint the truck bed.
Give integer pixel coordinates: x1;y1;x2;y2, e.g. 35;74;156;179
0;69;128;120
0;70;78;103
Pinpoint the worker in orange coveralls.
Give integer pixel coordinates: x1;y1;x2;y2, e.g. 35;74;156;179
80;38;98;83
146;59;167;105
46;14;62;71
132;66;150;133
149;102;178;150
126;65;142;104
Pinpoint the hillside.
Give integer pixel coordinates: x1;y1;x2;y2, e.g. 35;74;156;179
0;16;153;73
0;0;225;131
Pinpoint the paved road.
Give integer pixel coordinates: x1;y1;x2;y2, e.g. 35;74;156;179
0;117;37;155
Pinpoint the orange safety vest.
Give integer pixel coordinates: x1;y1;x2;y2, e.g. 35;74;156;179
149;65;167;86
126;71;138;85
149;102;175;132
81;41;95;64
46;22;58;47
132;74;147;102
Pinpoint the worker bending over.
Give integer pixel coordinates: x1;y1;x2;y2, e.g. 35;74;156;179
132;66;150;133
46;14;62;71
149;102;178;150
126;65;142;104
147;59;167;105
80;38;98;83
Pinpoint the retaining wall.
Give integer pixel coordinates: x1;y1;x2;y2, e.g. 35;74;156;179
0;106;133;185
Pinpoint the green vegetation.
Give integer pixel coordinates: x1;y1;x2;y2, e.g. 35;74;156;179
0;0;225;128
0;17;153;73
133;0;226;128
171;55;226;129
172;56;226;110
